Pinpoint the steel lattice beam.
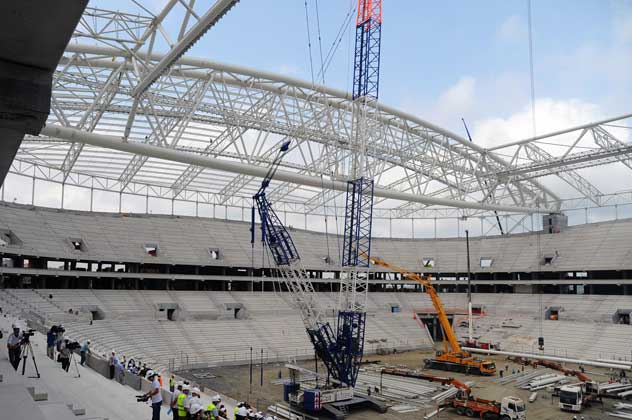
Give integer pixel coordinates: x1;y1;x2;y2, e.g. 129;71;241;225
132;0;239;97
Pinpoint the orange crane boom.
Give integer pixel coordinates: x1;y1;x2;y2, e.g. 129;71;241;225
367;255;496;376
368;256;462;354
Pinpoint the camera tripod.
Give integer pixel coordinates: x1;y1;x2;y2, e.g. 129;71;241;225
68;351;81;378
20;339;41;379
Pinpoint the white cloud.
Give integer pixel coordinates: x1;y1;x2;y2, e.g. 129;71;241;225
473;98;632;198
473;98;601;148
497;15;527;43
436;76;477;117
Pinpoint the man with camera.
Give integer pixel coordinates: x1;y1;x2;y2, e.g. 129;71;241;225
142;370;163;420
46;325;57;360
6;324;22;370
59;338;71;372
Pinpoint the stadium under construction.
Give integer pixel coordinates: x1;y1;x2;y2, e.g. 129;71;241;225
1;1;631;420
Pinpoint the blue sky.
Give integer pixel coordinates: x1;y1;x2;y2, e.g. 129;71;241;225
95;0;631;142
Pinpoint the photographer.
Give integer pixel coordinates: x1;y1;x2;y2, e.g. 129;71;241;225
46;325;57;360
6;324;22;371
141;370;163;420
59;338;71;372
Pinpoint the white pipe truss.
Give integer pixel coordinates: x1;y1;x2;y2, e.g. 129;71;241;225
8;6;632;225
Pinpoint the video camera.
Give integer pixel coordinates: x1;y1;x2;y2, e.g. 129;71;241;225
66;341;81;351
50;324;65;334
136;394;150;403
21;329;36;343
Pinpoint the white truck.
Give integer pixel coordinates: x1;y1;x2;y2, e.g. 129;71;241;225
559;385;583;412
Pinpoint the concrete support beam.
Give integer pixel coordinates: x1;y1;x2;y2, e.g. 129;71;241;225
0;1;87;183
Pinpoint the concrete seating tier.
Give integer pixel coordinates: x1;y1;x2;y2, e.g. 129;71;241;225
62;311;433;373
2;202;632;271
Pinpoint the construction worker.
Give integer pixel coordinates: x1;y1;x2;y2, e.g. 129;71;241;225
170;382;183;420
235;404;248;420
233;403;241;420
169;374;176;392
205;395;221;420
190;387;202;408
218;403;227;420
80;340;91;366
176;385;189;420
6;324;22;371
143;370;163;420
189;403;206;420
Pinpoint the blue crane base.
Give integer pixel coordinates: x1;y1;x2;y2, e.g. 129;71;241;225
306;311;366;388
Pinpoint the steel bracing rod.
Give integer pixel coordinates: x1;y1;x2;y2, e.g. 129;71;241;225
170;93;276;196
494;142;632;179
487;112;632;151
515;142;603;205
593;126;632;170
59;44;557;206
119;78;213;190
40;124;557;214
132;0;240;96
10;153;632;219
60;64;125;180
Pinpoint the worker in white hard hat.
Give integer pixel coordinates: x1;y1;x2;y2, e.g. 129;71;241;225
6;323;22;370
170;381;183;420
189;403;206;420
176;385;190;420
79;339;91;366
143;370;163;420
235;404;249;420
189;387;201;408
205;395;221;420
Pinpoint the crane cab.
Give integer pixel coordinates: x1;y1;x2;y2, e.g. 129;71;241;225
480;361;497;375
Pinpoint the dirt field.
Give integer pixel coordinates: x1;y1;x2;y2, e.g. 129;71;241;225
178;350;623;420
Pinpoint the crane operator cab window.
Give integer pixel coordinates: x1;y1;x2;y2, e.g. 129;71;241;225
481;361;496;374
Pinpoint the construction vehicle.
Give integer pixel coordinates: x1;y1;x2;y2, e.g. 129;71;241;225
368;255;497;376
445;395;526;419
510;358;602;413
559;384;586;412
381;368;525;419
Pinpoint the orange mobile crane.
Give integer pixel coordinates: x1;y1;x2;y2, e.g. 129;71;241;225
368;255;496;376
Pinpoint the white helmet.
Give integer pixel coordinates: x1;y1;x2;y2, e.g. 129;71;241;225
212;394;221;402
183;385;190;391
146;370;156;378
192;387;200;394
190;403;204;414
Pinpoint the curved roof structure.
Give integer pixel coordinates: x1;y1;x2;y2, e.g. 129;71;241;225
6;5;632;232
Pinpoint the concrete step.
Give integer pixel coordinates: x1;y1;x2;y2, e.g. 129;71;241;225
27;385;49;401
66;403;87;416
